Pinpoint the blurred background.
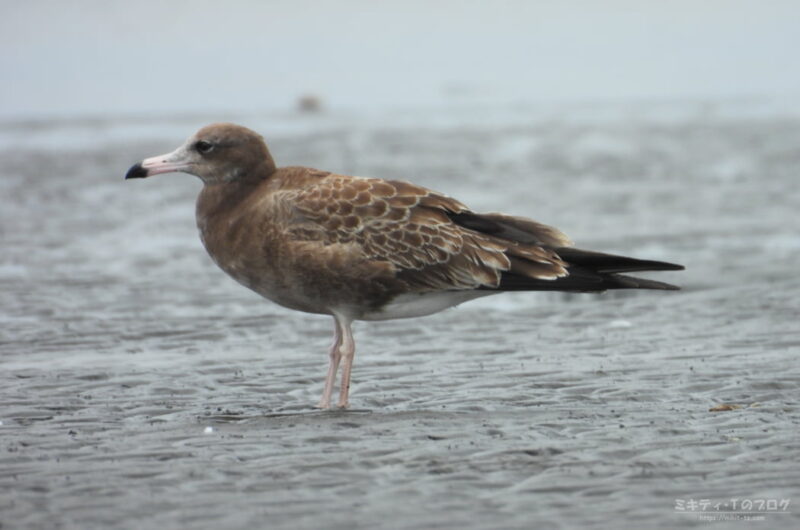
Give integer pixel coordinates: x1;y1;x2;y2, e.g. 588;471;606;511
3;2;800;529
2;0;799;118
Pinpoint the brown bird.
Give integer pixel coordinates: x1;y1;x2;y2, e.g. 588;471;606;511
125;123;683;409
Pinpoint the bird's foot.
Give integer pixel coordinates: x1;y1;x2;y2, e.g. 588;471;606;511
315;399;350;411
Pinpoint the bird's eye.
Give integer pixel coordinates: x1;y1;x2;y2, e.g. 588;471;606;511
195;140;214;154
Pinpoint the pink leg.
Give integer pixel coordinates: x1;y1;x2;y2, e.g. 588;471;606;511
316;318;342;409
336;317;355;409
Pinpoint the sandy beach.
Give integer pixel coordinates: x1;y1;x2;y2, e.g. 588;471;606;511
1;103;799;528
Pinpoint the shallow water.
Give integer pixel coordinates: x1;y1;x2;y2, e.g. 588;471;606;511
2;102;799;529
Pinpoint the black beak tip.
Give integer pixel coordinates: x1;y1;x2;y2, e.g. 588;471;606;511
125;163;148;180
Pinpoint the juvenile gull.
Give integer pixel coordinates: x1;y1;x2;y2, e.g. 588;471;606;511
125;123;683;409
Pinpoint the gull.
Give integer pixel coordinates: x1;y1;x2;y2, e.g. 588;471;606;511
125;123;683;409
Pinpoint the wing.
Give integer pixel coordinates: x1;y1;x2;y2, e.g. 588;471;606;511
281;175;570;291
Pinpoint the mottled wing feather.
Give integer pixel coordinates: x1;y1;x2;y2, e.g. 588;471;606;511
283;175;568;291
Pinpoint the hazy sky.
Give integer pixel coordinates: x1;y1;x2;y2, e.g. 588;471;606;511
1;0;799;118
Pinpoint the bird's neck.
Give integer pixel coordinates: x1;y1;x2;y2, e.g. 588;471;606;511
196;179;262;227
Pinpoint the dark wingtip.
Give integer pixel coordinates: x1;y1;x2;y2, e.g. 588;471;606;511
612;274;682;290
125;163;148;180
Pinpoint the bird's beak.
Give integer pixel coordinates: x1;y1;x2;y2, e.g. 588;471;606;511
125;145;192;179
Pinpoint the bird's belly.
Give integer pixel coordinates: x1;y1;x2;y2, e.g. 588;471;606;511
198;225;323;314
213;256;332;315
360;290;496;321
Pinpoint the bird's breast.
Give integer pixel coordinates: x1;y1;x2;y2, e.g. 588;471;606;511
198;211;283;292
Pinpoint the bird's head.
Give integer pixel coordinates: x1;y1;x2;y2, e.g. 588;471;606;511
125;123;276;185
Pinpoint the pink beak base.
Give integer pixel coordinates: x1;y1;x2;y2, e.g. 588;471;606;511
125;150;191;179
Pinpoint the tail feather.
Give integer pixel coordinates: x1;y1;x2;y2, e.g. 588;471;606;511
448;209;684;293
490;269;681;292
609;273;681;291
487;248;683;293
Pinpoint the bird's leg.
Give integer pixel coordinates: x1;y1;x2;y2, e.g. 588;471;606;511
336;317;356;409
317;317;342;409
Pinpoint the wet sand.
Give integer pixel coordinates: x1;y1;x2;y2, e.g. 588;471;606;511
2;104;799;528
